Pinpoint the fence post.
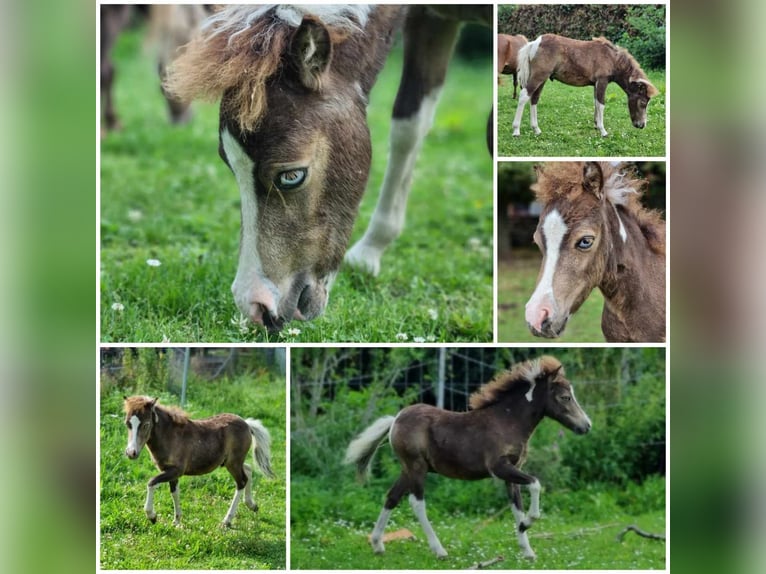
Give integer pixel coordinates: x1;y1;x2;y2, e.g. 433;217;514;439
437;348;446;409
180;348;191;406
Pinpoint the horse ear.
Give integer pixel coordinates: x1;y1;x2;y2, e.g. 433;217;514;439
290;18;332;91
582;162;604;200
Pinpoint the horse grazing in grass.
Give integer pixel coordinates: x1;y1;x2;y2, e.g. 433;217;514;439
123;396;276;527
164;5;491;331
512;34;659;137
100;5;208;137
525;162;666;342
497;33;527;99
344;356;591;560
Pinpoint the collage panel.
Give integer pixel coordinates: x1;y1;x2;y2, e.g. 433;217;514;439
99;4;494;344
99;347;287;570
496;4;666;157
290;347;666;569
497;161;666;343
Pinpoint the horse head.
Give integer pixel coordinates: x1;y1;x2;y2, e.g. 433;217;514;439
124;396;157;459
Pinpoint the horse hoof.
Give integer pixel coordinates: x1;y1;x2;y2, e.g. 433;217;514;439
523;551;537;561
435;550;449;559
147;515;157;524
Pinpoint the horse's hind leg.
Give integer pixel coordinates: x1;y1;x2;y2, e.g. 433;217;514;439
528;83;546;136
243;463;258;512
222;463;249;527
169;479;182;526
370;473;411;553
408;475;447;558
345;7;462;276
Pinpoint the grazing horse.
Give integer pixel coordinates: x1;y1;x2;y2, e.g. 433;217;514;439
512;34;659;137
344;356;592;560
497;33;527;99
164;5;492;331
525;162;666;342
123;395;276;527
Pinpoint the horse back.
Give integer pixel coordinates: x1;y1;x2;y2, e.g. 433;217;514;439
537;34;616;87
176;414;251;475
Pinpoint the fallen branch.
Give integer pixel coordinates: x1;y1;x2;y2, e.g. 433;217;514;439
531;522;620;539
616;524;666;542
467;555;504;569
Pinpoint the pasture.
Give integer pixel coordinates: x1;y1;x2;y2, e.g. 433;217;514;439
99;371;286;570
497;69;666;157
291;347;666;569
99;25;493;343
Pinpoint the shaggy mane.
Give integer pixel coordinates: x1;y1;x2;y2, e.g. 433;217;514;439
163;4;370;132
469;356;564;410
123;395;190;425
592;36;658;96
532;162;666;254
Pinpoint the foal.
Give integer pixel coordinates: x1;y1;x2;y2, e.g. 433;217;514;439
345;356;591;560
123;395;276;527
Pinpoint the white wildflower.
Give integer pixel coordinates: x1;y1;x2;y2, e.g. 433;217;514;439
230;314;251;335
286;327;301;336
395;332;408;341
146;258;162;267
127;209;143;222
428;308;439;321
413;336;425;343
111;302;124;312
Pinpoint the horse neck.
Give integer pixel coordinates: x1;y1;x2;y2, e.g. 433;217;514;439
488;389;547;440
598;202;664;325
145;408;177;464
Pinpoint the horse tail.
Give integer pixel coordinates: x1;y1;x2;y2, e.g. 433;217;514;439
246;419;277;479
517;36;541;90
344;415;396;483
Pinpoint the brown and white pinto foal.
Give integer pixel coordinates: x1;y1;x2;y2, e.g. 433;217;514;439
123;396;276;527
345;356;591;560
165;5;491;331
512;34;659;137
525;162;666;342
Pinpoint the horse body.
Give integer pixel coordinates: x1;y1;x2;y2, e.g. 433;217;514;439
165;5;491;330
525;162;666;342
512;34;659;137
345;356;591;560
123;396;275;527
497;34;528;98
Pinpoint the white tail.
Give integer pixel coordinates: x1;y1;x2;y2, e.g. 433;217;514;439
344;415;396;482
516;36;541;90
246;418;277;479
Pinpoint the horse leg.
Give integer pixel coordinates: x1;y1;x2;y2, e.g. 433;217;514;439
222;462;249;527
512;71;518;100
529;83;546;136
593;79;608;137
507;483;536;560
491;458;541;559
243;463;258;512
370;473;411;553
345;7;462;275
511;88;529;136
169;479;182;526
408;471;447;558
145;467;182;523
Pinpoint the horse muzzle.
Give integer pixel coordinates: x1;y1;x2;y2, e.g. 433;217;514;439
125;447;139;459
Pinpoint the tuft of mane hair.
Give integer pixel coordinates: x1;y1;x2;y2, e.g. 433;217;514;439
532;162;666;254
123;395;189;425
469;356;563;410
592;36;658;97
163;5;371;132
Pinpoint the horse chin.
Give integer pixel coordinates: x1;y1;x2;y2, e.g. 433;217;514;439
527;316;568;339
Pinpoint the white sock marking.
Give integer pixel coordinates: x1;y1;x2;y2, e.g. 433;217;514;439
528;479;541;519
512;89;529;136
345;88;443;275
370;507;391;553
171;485;181;525
223;487;244;526
409;495;447;557
144;484;156;520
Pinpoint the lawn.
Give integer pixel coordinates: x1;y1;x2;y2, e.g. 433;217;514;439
99;26;493;343
99;375;287;570
497;69;666;157
497;250;606;343
291;475;666;570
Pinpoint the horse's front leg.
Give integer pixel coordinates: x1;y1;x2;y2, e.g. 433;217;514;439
144;467;182;524
594;79;609;137
345;7;461;276
491;458;541;560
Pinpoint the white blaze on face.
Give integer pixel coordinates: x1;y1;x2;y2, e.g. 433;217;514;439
221;128;281;319
525;209;568;327
570;386;593;428
126;414;141;456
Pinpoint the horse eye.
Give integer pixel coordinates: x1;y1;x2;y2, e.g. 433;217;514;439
576;236;594;250
562;395;572;402
275;168;307;190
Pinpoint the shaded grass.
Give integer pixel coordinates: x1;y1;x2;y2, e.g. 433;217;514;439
497;70;665;157
99;28;493;343
99;376;287;570
497;250;606;343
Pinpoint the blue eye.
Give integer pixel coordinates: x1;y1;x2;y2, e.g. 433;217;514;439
276;168;307;190
576;236;594;250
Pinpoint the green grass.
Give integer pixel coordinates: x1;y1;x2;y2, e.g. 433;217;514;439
99;376;286;570
100;28;493;343
497;70;666;157
497;250;606;342
291;475;666;570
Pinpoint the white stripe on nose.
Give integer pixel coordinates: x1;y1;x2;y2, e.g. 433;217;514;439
525;209;567;329
126;414;141;456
